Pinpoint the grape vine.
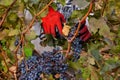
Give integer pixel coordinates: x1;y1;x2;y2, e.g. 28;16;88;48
0;0;95;79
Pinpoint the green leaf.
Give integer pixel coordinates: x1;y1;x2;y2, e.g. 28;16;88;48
25;30;37;41
91;50;102;62
7;12;18;24
88;57;95;65
70;10;83;20
89;18;115;40
100;58;120;75
40;10;48;18
9;39;16;51
0;29;9;40
48;74;55;80
29;0;39;4
81;67;91;79
69;61;80;70
24;47;32;58
8;29;19;37
24;0;28;3
45;34;56;46
90;49;103;68
58;0;65;5
103;74;114;80
72;0;90;10
89;65;99;80
0;0;13;6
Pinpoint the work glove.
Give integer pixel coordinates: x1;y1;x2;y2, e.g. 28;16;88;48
75;20;91;41
41;6;66;37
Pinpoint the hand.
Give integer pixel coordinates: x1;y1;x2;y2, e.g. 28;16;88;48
41;6;65;37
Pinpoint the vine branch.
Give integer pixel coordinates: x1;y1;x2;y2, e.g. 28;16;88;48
0;51;9;72
13;0;54;75
0;0;17;28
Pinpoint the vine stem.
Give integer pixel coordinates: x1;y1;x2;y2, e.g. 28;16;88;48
0;70;9;78
0;46;16;79
0;51;9;72
0;0;17;28
13;0;54;76
65;0;94;56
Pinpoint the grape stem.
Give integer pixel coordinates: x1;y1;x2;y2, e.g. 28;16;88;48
0;0;17;28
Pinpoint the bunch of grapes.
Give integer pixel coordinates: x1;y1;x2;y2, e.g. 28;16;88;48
67;23;83;61
71;37;82;61
18;47;68;80
18;56;42;80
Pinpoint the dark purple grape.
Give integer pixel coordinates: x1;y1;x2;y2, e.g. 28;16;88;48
14;38;19;46
18;47;68;80
67;23;83;61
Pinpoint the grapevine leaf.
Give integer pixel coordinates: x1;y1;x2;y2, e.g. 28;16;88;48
91;50;102;62
103;75;114;80
58;0;65;5
39;10;48;18
45;34;56;46
24;47;32;58
25;30;37;41
48;75;55;80
7;12;18;24
0;29;9;40
89;65;99;80
88;57;95;65
90;50;103;68
72;0;90;10
29;0;39;4
0;0;13;6
24;0;28;3
9;39;16;51
8;29;19;37
100;58;120;75
89;17;115;40
81;67;91;80
69;61;80;70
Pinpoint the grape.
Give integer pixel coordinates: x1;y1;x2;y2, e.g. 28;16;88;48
14;38;19;46
18;56;42;80
18;47;68;80
59;73;69;80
